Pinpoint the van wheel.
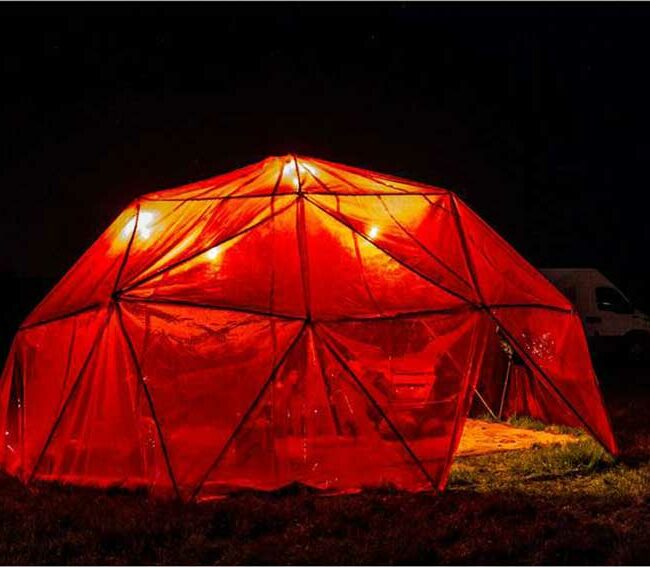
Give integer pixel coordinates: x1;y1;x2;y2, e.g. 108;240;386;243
624;333;650;364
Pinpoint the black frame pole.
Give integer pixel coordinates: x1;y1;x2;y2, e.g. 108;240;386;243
314;325;438;491
190;322;308;501
115;303;182;500
27;307;113;483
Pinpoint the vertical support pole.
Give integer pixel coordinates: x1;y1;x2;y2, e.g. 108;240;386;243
497;354;513;420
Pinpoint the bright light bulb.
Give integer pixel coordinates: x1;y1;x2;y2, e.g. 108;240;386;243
283;161;300;190
139;211;155;226
368;225;379;239
206;246;220;260
121;219;136;239
122;210;156;240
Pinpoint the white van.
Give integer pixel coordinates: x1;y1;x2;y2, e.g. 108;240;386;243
541;268;650;362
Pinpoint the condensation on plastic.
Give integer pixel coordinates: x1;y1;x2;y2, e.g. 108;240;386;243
471;327;583;429
0;155;618;499
490;307;617;453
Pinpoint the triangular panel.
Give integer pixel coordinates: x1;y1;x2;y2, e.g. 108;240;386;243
217;157;292;198
119;301;304;498
316;310;488;487
117;196;294;290
142;158;269;200
122;201;305;318
33;311;174;494
306;158;445;195
197;327;430;499
501;363;583;426
454;197;572;308
298;160;357;194
303;200;468;319
491;306;617;453
308;194;478;302
17;308;108;478
23;205;139;327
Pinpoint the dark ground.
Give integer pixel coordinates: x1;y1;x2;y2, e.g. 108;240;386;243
0;365;647;566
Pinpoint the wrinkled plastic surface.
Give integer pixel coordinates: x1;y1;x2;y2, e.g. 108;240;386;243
0;155;617;500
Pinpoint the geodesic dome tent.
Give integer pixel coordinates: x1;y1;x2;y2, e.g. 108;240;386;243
0;155;617;500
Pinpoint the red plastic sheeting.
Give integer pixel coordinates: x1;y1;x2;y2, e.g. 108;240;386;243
0;155;617;500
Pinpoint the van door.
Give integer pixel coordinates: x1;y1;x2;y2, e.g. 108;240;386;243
593;285;634;337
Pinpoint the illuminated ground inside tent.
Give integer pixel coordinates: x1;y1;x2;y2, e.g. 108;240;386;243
456;419;580;458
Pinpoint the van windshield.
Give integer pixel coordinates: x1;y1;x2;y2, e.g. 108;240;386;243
596;286;634;314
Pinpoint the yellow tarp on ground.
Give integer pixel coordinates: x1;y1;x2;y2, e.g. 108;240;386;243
456;419;579;457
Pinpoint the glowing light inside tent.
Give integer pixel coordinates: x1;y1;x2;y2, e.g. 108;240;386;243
368;225;380;239
206;246;220;261
121;219;136;239
121;210;156;240
283;160;300;189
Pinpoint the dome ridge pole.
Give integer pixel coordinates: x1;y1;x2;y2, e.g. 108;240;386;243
293;154;312;321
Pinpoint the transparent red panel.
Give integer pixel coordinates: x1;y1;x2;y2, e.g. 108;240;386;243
307;158;445;195
492;307;616;452
23;205;138;327
115;200;216;288
208;157;283;198
308;194;478;303
316;311;490;489
142;157;302;200
234;157;298;197
16;308;107;478
197;327;429;499
470;326;579;427
455;197;571;308
120;301;304;498
470;327;509;417
0;342;21;476
34;311;174;493
297;160;356;194
142;158;269;200
501;364;582;427
123;200;305;318
303;200;467;319
117;196;290;290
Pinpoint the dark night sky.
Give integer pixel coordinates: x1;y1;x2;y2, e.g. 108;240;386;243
1;2;649;335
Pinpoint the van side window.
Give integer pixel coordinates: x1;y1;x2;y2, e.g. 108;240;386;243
560;286;577;306
595;287;633;314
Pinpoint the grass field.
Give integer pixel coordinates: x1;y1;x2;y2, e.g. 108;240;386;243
0;370;647;565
